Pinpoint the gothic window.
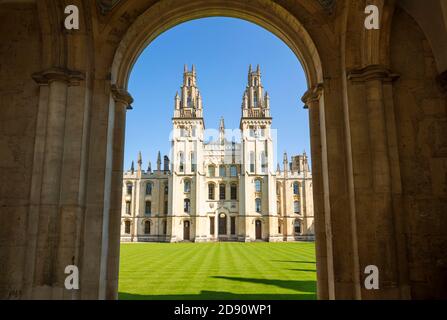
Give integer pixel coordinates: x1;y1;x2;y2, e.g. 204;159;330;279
125;201;131;215
230;165;237;177
294;220;301;234
146;182;152;195
208;165;216;177
124;221;131;234
145;201;151;215
230;184;237;200
277;201;281;214
192;126;197;137
187;96;192;107
164;185;168;195
276;183;281;195
178;152;184;172
180;126;186;137
219;165;226;177
126;184;132;195
231;217;236;235
255;198;262;213
184;199;191;213
249;126;255;138
254;93;258;107
208;183;215;200
164;201;168;215
219;183;226;200
249;152;255;173
184;179;191;193
294;200;300;214
144;221;151;234
293;182;300;195
255;179;262;193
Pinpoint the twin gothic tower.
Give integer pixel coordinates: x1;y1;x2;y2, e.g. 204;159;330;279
121;65;314;242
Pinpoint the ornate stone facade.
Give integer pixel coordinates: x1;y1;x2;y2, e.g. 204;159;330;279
120;66;314;242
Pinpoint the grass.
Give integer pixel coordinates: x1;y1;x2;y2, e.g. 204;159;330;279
118;242;316;300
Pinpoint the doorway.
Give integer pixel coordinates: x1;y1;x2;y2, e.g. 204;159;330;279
183;220;190;241
218;213;227;235
255;220;262;240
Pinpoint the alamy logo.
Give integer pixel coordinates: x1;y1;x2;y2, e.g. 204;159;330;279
64;265;79;290
364;265;379;290
364;5;380;30
64;5;79;30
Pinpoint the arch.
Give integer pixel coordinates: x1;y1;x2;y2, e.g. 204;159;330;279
110;0;324;91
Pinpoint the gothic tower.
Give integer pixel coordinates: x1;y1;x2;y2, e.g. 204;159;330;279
169;65;205;241
239;65;279;241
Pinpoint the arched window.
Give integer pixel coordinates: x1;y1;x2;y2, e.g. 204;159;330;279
125;201;131;215
145;201;151;215
126;184;132;195
277;201;281;214
276;183;281;195
208;165;216;177
254;93;258;107
249;151;255;173
124;221;131;234
219;183;226;200
255;179;262;193
190;152;196;172
230;165;237;177
144;221;151;234
146;182;152;195
294;200;300;214
294;220;301;234
184;179;191;193
230;184;237;200
255;198;262;213
164;185;168;195
293;182;300;195
219;165;226;177
178;152;184;172
208;183;215;200
184;199;191;213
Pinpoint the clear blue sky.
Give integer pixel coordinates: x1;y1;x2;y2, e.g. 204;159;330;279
125;17;310;170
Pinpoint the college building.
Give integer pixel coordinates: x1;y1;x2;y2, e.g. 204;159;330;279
120;65;314;242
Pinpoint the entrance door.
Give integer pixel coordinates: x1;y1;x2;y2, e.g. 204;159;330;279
183;221;190;240
255;220;262;240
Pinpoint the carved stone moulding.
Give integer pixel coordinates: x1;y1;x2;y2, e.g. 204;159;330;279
111;84;134;109
97;0;122;15
347;65;400;83
32;67;85;86
302;83;324;108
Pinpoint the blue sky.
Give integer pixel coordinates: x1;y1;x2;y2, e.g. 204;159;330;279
125;17;309;170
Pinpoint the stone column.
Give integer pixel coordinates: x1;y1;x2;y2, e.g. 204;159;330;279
302;83;329;300
105;85;133;299
29;68;84;299
347;65;407;298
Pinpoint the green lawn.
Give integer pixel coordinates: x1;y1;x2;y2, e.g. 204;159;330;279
118;242;316;300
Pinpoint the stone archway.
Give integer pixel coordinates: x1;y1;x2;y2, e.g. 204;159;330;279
1;0;446;300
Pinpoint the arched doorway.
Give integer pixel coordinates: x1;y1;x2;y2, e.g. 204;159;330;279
255;220;262;240
183;220;190;241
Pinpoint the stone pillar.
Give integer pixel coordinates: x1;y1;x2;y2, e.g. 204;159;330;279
302;83;329;300
29;68;84;299
105;85;133;300
347;65;408;299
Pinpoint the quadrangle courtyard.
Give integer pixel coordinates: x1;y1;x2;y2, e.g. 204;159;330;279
118;242;317;300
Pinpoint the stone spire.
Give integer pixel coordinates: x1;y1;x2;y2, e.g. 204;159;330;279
241;64;270;118
137;151;142;171
130;161;134;174
174;65;202;118
157;151;161;171
219;117;225;145
147;161;152;173
283;152;288;172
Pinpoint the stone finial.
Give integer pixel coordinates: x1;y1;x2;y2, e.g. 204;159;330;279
248;64;252;74
157;151;161;171
256;64;260;74
130;161;134;174
184;64;188;73
147;161;152;173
